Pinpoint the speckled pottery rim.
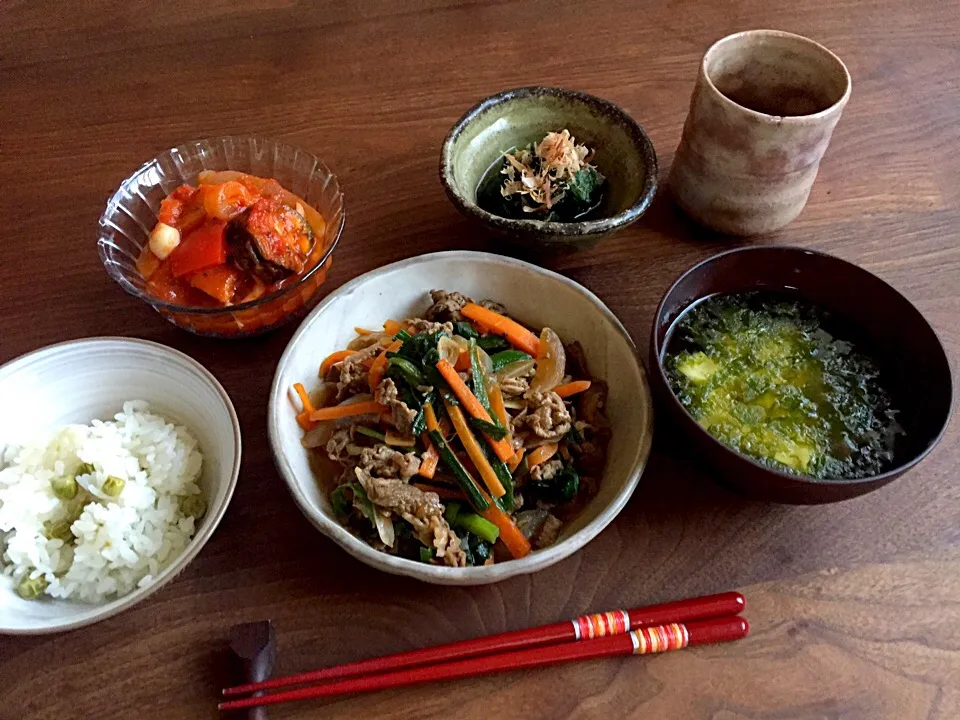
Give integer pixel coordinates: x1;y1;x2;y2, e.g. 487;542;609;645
440;86;659;239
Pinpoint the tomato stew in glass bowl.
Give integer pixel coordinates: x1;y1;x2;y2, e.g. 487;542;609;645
98;137;344;338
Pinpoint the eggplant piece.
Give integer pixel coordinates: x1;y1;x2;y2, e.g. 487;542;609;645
227;197;313;282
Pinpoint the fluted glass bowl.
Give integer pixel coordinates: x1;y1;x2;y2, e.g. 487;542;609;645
98;137;345;338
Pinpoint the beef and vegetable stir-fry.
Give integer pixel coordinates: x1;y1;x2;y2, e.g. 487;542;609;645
291;290;611;567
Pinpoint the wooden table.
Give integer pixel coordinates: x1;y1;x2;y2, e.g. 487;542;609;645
1;1;958;717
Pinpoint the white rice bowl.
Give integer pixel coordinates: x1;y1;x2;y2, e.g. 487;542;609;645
0;401;204;603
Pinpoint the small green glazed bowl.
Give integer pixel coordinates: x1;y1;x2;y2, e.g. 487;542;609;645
440;86;658;250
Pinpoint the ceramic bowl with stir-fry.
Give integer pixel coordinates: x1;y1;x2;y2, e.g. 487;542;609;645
269;251;653;585
98;137;345;338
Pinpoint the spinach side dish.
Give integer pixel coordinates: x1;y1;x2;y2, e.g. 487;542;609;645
476;130;605;222
665;292;902;480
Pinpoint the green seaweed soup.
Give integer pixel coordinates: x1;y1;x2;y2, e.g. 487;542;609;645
664;291;903;480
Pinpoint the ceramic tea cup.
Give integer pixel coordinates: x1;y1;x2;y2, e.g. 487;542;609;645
669;30;851;236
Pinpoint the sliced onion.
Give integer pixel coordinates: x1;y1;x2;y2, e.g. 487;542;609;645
375;512;396;548
301;422;335;448
312;382;336;409
348;332;386;351
438;336;462;365
385;430;416;447
514;509;549;539
476;346;494;376
529;327;565;393
288;386;304;413
497;358;535;381
202;181;256;221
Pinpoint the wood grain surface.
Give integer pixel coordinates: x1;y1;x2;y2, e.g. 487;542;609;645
1;1;958;718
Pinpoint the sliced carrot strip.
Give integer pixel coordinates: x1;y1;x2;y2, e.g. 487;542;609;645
424;403;440;433
418;435;439;479
480;502;531;559
469;319;489;335
461;303;540;357
320;349;354;377
553;380;592;398
293;383;316;414
488;384;513;446
293;383;317;431
435;359;514;462
354;327;376;336
368;340;403;391
383;319;404;336
445;402;506;498
454;351;471;372
308;400;385;423
528;443;559;468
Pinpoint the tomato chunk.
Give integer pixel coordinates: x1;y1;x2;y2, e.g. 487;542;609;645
168;221;227;278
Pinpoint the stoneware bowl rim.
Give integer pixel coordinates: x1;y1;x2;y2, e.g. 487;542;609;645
269;250;654;584
651;245;954;493
701;29;853;123
0;337;242;634
439;86;658;238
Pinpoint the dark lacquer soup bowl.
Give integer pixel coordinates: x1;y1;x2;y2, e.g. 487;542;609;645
649;246;953;504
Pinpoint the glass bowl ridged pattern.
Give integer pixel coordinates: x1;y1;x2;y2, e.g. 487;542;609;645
97;137;345;338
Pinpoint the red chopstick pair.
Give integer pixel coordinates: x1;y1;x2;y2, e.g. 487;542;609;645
219;591;747;713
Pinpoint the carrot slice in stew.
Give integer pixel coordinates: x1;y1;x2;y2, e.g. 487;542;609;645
460;303;540;357
188;265;241;304
553;380;592;398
